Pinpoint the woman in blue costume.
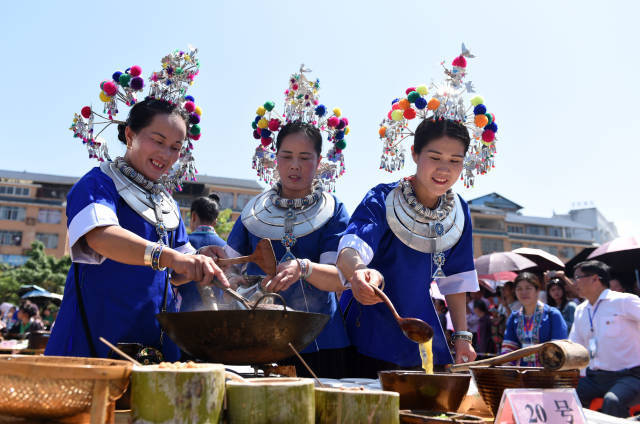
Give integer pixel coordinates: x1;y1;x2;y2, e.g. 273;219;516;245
336;45;499;376
225;67;351;377
178;194;227;312
46;49;228;361
501;272;567;366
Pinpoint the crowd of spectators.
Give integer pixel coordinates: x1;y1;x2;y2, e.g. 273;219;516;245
452;260;640;418
0;301;57;340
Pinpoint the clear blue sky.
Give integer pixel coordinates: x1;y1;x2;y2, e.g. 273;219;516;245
1;0;637;236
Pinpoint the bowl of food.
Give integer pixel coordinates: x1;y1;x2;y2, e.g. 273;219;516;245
378;371;471;412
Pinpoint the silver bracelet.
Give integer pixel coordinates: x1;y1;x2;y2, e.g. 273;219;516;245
452;330;473;343
297;258;313;279
143;243;154;267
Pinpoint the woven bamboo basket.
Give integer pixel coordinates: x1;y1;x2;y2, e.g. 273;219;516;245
0;355;132;420
470;366;579;416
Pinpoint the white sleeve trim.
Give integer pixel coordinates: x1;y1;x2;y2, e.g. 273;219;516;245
319;251;338;265
224;244;241;258
337;234;374;266
68;203;119;264
175;242;196;254
436;269;479;295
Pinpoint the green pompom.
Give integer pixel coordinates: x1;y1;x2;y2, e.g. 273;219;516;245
118;73;131;87
471;96;485;106
190;124;201;135
407;91;420;103
335;139;347;150
175;67;183;74
264;101;275;111
251;121;257;129
485;112;493;124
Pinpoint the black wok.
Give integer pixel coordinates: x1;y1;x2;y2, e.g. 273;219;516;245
156;294;329;365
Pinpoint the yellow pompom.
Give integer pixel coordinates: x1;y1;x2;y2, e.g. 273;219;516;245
470;96;485;106
345;127;350;135
474;114;489;128
416;85;428;95
99;91;111;103
427;98;440;111
257;118;269;129
391;110;404;121
195;106;203;116
333;107;342;117
256;106;266;116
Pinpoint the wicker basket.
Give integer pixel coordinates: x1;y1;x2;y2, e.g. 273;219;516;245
0;355;132;420
470;366;579;416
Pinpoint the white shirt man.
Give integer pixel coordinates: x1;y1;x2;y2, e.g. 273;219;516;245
568;261;640;418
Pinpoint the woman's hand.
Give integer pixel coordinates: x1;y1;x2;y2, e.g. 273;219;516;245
197;245;229;267
453;339;477;364
165;251;229;288
262;260;300;292
350;268;384;305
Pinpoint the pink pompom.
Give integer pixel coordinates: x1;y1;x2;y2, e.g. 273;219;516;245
184;101;196;113
151;72;159;82
190;133;201;141
261;137;272;147
340;117;349;126
130;65;142;77
387;111;392;119
292;83;299;90
327;116;340;128
391;103;401;111
405;87;416;95
452;55;467;68
81;106;92;119
103;81;117;97
482;130;495;142
268;119;280;132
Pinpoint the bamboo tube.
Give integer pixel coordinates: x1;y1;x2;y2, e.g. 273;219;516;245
315;387;399;424
130;363;225;424
540;340;590;371
226;377;315;424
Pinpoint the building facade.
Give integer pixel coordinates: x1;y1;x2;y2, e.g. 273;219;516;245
468;193;618;261
0;169;263;265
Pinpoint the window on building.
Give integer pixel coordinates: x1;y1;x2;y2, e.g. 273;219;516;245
548;227;563;237
0;206;26;221
511;242;524;250
507;225;524;233
525;225;544;235
236;194;253;210
217;192;234;210
0;186;29;196
474;217;504;231
38;209;62;224
559;246;576;258
0;230;22;246
540;245;558;255
481;238;504;254
36;233;59;249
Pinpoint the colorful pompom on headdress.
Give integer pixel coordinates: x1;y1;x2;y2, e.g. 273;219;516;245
250;64;349;192
378;43;498;188
70;46;203;192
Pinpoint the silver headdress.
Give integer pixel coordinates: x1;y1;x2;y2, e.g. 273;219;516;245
250;65;349;192
70;46;203;192
378;43;499;188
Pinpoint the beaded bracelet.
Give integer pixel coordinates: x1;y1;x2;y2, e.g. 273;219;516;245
151;244;167;271
297;258;313;280
452;330;473;343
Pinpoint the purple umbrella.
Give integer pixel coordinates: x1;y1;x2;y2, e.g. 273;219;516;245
512;247;565;272
587;236;640;272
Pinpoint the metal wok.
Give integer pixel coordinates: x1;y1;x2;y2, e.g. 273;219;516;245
156;294;329;365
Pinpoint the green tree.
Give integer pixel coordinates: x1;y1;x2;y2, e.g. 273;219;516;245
0;241;71;304
214;208;234;240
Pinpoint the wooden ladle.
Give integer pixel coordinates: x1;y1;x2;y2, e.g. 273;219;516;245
216;238;277;276
369;284;434;344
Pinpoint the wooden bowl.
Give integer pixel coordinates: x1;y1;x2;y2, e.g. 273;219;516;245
378;371;471;411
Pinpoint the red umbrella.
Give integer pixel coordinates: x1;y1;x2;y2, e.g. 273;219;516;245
512;247;565;271
477;271;518;281
475;252;536;277
587;236;640;272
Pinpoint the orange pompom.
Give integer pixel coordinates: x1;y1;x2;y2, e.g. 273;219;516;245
378;126;387;137
427;98;440;111
474;114;489;128
398;99;411;110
